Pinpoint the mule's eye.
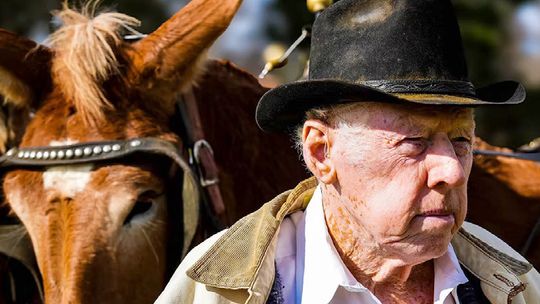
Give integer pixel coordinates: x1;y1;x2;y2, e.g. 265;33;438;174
123;191;160;225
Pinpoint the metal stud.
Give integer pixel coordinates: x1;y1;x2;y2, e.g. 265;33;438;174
29;151;36;159
66;149;74;158
130;140;142;147
103;145;112;153
23;151;30;159
6;149;16;157
112;144;121;151
18;151;24;158
50;151;57;159
74;148;83;157
83;147;92;156
36;151;43;159
57;150;65;159
93;146;102;154
43;151;50;159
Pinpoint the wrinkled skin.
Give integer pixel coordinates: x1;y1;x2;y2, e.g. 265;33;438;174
302;102;474;302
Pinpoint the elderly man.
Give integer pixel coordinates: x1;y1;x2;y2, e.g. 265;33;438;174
157;0;539;303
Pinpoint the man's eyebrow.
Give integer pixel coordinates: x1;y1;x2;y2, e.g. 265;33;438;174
396;116;474;134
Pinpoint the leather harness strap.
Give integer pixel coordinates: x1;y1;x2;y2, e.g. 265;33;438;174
178;88;227;224
474;149;540;162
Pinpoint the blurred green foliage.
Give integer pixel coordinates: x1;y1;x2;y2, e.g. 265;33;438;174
453;0;540;147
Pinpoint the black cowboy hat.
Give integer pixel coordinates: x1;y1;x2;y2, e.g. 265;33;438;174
256;0;526;133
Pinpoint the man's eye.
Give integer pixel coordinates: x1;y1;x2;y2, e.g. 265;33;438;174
452;137;472;156
399;137;428;156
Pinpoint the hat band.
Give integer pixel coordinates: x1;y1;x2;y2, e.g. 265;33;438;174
361;80;476;97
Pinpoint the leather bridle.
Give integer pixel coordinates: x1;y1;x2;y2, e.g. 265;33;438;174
0;137;201;258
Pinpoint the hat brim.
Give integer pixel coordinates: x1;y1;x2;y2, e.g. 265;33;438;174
256;79;526;133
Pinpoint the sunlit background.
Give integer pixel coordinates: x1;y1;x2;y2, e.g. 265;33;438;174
1;0;539;148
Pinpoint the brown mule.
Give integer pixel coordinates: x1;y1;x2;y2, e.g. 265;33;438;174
0;1;306;303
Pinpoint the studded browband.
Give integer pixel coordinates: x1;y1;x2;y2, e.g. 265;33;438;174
0;138;194;170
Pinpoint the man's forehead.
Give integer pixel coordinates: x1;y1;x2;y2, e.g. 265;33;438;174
339;102;475;132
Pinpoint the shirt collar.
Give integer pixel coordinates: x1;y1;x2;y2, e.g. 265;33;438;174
301;186;367;304
301;185;468;304
434;243;469;303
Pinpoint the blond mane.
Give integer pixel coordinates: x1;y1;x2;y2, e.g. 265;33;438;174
48;1;140;125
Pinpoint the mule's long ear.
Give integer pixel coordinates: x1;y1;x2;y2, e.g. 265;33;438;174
0;29;52;152
0;29;52;109
128;0;242;94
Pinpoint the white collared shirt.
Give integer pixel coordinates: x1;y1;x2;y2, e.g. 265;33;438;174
274;185;469;304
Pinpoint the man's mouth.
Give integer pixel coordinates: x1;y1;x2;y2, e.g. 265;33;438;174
419;209;452;217
415;209;455;227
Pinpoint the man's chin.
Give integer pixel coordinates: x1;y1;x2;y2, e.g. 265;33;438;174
383;231;453;264
408;237;452;263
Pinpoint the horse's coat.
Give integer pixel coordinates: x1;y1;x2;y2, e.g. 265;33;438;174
0;1;252;303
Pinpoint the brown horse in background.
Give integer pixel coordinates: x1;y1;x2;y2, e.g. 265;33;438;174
468;139;540;267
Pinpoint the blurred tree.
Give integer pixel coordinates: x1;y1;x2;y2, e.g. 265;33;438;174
98;0;169;34
0;0;56;36
0;0;169;38
453;0;540;147
270;0;313;43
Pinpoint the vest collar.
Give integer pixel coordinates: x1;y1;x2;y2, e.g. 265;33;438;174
186;177;317;290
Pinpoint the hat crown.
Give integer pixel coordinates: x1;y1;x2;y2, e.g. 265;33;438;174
310;0;469;83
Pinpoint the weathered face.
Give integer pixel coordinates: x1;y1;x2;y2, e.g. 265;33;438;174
319;103;474;264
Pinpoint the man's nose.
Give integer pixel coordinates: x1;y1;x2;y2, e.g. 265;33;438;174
425;139;467;190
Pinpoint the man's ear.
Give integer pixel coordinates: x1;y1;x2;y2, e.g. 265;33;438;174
302;120;337;184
